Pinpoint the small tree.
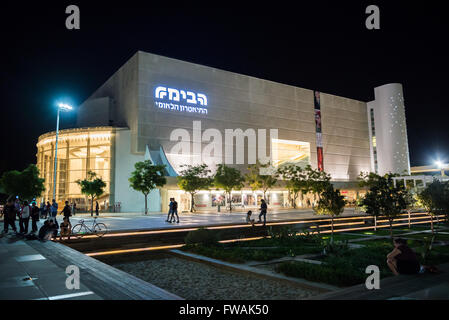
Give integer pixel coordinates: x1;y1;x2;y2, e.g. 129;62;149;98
314;184;346;243
213;164;244;212
304;165;332;202
129;160;166;215
245;160;278;201
0;164;45;201
359;172;407;238
76;171;106;216
277;164;304;208
417;180;449;234
177;164;214;212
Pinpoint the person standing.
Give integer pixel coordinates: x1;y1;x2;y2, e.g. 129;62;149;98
2;198;18;234
39;201;45;218
51;199;58;226
95;201;99;216
61;201;72;223
31;202;40;233
166;198;174;222
72;202;76;216
171;198;179;223
20;201;31;234
45;201;51;219
258;199;268;226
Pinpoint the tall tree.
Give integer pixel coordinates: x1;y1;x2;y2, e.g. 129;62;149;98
359;172;407;238
76;171;107;216
245;160;278;201
177;164;213;212
129;160;166;215
213;164;244;212
314;184;346;242
0;164;45;201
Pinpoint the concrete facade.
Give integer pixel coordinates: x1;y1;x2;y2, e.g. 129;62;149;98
40;50;411;213
78;51;375;181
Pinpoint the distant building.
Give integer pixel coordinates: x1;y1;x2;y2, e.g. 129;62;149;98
36;51;411;213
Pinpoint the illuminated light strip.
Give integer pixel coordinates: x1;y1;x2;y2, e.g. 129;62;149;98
62;214;443;241
86;244;184;257
84;218;445;256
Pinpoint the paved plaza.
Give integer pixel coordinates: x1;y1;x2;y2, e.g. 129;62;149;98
1;208;363;234
0;236;181;300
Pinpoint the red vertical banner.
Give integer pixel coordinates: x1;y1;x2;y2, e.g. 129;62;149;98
314;91;324;171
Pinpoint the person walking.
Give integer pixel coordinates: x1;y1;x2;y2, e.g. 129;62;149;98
31;202;40;233
258;199;268;226
2;198;18;234
20;201;31;234
170;198;179;223
61;201;72;224
166;198;174;222
95;201;99;216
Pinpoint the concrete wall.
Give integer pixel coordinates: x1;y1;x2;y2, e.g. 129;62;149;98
114;129;161;212
78;50;374;182
137;51;370;181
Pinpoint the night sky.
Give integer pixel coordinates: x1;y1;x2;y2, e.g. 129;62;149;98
1;1;448;175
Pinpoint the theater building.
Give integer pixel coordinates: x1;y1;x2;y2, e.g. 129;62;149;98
36;51;411;213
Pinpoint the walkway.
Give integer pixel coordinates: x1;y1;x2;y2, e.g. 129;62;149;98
0;208;363;233
0;236;182;300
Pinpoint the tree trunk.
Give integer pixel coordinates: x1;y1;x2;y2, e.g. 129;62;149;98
374;215;377;232
430;214;434;234
389;219;393;238
144;193;148;215
331;216;334;244
408;210;411;229
190;193;195;213
228;192;232;212
91;196;94;216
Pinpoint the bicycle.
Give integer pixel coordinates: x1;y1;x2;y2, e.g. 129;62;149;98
71;217;108;238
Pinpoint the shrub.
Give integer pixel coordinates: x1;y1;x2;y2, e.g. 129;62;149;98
185;227;219;246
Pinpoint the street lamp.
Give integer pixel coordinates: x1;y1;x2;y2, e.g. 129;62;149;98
435;160;445;177
53;103;73;200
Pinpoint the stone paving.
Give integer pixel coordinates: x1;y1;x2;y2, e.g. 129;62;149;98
0;236;181;300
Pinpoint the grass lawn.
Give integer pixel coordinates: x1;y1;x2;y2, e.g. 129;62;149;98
275;239;449;287
404;232;449;241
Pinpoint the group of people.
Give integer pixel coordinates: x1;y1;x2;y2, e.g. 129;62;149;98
166;198;179;223
2;197;74;241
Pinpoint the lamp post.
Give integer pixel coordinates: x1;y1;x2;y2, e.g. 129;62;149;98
53;103;73;200
435;160;445;177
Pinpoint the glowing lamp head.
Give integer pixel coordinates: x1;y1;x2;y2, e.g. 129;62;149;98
435;160;443;169
57;103;73;111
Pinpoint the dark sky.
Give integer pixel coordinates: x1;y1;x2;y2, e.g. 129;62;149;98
1;1;448;175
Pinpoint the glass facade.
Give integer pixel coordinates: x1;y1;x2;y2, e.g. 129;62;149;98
36;127;114;211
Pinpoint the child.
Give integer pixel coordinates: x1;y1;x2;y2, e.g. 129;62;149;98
246;210;255;226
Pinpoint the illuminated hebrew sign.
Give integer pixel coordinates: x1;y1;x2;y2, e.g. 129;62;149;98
154;86;208;114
